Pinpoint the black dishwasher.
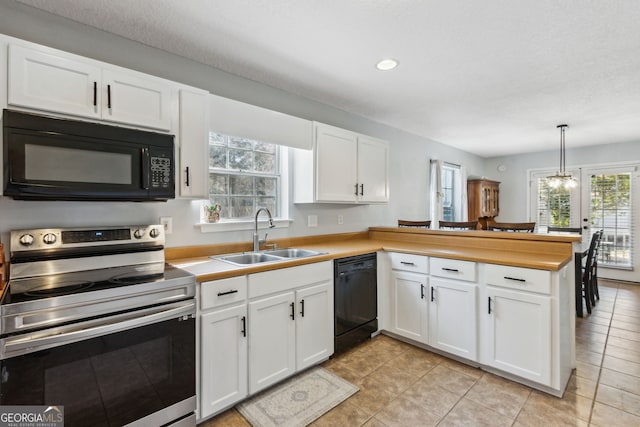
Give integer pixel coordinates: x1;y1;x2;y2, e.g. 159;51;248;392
334;253;378;354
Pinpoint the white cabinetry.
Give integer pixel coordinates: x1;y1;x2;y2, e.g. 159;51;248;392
178;88;209;198
428;258;478;361
388;253;429;343
247;262;333;394
199;276;248;419
8;43;173;131
293;122;389;204
483;264;552;385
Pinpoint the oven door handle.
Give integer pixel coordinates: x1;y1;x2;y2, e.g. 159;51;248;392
1;300;195;359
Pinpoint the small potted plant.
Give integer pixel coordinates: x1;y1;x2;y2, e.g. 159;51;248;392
204;203;221;223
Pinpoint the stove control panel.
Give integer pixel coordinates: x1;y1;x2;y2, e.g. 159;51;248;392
11;225;165;252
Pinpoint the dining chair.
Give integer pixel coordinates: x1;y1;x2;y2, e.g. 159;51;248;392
589;230;604;304
398;220;431;228
547;226;582;234
438;221;478;230
579;231;601;315
487;221;536;233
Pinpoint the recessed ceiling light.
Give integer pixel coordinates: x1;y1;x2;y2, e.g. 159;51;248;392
376;58;398;71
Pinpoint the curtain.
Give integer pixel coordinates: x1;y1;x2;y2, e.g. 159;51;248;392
429;159;443;228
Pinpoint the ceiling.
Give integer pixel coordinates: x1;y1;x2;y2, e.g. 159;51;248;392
14;0;640;157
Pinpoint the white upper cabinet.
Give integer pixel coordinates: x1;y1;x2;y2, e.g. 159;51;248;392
293;122;389;204
7;43;173;131
178;89;209;198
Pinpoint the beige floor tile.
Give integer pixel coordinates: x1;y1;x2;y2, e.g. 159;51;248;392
465;373;531;418
514;406;588;426
596;383;640;417
565;374;598;399
324;360;366;383
334;352;388;377
361;417;387;427
576;322;609;335
584;315;612;327
198;409;250;427
383;349;439;378
574;330;607;344
608;327;640;343
574;361;601;382
438;357;483;379
602;354;640;377
613;307;640;319
374;395;442;427
311;400;370;427
575;339;605;355
438;397;513;427
590;401;640;427
420;364;478;397
575;349;603;366
401;376;460;416
365;364;420;395
607;335;640;353
348;375;398;416
599;368;640;396
520;390;592;423
613;312;640;324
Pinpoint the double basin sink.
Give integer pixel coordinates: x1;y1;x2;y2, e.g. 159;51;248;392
213;248;326;266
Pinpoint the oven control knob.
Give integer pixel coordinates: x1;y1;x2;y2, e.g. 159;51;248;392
19;234;35;246
149;228;160;238
133;229;146;239
43;233;57;245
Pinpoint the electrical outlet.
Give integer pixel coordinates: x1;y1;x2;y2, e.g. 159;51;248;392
337;215;344;225
160;217;173;234
307;215;318;227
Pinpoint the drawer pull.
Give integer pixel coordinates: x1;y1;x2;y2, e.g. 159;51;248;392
430;286;435;302
241;316;246;337
400;261;416;266
290;302;295;320
420;284;425;299
217;289;239;296
488;297;493;314
504;276;526;283
442;267;459;272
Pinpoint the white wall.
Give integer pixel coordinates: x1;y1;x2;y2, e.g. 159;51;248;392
0;1;484;249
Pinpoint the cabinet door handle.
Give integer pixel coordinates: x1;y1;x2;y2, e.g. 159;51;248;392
185;166;190;187
354;183;359;196
93;81;97;106
241;316;246;337
430;286;435;302
290;302;295;320
300;299;305;317
141;148;150;189
488;297;492;314
107;84;112;109
442;267;459;272
360;183;364;196
217;289;238;296
504;276;526;283
420;284;425;299
400;261;416;266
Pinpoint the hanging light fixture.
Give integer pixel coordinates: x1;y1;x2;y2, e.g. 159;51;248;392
547;124;577;189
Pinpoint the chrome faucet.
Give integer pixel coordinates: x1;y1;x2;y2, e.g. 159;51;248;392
253;207;275;252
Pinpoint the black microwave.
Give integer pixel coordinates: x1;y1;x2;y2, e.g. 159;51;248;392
3;109;175;201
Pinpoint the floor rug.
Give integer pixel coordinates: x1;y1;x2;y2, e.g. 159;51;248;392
236;367;359;427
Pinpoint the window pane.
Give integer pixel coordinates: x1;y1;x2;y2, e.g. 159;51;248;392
230;197;254;218
256;177;277;196
254;152;276;173
209;132;226;145
229;136;253;150
209;145;227;168
257;197;276;213
254;141;276;154
209;174;228;195
228;148;253;171
230;175;254;195
535;178;572;228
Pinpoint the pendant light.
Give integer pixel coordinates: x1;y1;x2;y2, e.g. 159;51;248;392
547;124;577;189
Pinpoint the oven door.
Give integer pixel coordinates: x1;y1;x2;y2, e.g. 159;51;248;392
0;301;195;427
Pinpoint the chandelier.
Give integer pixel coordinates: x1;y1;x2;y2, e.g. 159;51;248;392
547;124;577;189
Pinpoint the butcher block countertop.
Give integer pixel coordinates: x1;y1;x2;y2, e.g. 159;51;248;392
167;227;580;283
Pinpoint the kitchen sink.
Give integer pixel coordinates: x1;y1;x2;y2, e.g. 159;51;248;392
214;248;326;266
264;248;325;258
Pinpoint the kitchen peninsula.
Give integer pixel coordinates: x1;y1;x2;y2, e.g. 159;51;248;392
168;228;579;420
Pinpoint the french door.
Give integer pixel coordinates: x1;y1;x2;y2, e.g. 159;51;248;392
530;164;639;281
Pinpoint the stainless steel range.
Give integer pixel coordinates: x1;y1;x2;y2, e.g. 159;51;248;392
0;225;196;427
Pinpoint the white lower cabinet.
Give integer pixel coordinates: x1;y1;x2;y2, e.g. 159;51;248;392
429;278;477;360
248;291;296;394
485;286;551;385
389;270;428;343
200;303;248;419
247;262;334;395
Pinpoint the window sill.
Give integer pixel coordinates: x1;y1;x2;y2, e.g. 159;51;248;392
197;218;293;233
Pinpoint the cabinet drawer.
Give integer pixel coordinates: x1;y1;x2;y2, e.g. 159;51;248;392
430;257;477;282
248;261;333;299
201;276;247;310
485;264;551;294
389;252;428;273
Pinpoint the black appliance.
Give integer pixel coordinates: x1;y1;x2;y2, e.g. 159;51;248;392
1;225;196;427
3;109;175;201
334;253;378;354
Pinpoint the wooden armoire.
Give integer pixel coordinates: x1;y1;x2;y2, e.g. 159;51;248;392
467;179;500;229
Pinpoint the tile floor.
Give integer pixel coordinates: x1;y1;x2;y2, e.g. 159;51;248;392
199;280;640;426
